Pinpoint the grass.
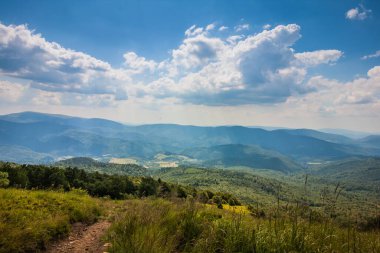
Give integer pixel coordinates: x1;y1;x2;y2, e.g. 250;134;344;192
106;198;380;253
0;188;103;253
153;166;380;223
0;188;379;253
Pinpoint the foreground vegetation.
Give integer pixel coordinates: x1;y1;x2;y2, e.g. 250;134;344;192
0;188;102;253
107;198;380;253
154;166;380;221
1;160;379;253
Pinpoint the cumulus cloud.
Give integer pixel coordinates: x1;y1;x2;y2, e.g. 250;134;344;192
139;23;342;105
294;65;380;118
123;52;157;74
346;5;371;20
362;50;380;60
295;50;343;66
0;21;344;107
0;22;129;98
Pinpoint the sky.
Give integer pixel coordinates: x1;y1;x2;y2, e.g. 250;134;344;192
0;0;380;132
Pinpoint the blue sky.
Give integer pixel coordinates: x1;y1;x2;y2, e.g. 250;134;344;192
0;0;379;131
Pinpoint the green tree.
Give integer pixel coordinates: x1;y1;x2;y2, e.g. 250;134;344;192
138;177;158;197
0;171;9;187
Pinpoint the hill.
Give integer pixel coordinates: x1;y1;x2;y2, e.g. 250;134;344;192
55;157;148;176
309;157;380;190
359;135;380;149
182;144;302;172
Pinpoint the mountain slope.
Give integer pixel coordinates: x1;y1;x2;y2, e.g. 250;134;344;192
359;135;380;149
182;144;302;172
310;157;380;188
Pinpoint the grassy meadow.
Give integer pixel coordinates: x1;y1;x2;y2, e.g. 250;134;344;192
0;188;102;253
107;198;380;253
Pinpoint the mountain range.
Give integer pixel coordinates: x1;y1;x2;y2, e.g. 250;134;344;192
1;111;380;172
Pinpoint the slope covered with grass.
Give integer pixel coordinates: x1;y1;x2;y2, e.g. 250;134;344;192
106;199;380;253
0;188;102;253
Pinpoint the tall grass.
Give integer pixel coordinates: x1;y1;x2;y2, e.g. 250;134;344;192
0;188;102;253
107;198;380;253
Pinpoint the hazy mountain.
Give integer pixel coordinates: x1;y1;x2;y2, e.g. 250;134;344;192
128;124;373;160
1;112;379;168
319;128;375;139
0;145;54;164
275;129;355;145
358;135;380;149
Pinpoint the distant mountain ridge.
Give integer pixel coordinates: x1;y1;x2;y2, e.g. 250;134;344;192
1;112;380;172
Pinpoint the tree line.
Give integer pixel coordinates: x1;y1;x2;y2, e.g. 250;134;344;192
0;161;241;207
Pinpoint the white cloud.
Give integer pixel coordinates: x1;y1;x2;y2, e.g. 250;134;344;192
262;24;271;30
169;34;226;73
0;80;26;102
31;90;62;106
296;66;380;117
0;21;345;107
206;24;215;31
139;24;344;105
0;22;129;98
346;5;371;20
123;52;157;74
218;26;228;31
295;50;343;66
234;23;250;32
226;35;244;44
362;50;380;60
184;25;204;37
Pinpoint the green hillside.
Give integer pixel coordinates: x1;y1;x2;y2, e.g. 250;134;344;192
183;144;302;172
152;166;379;220
55;157;147;176
309;157;380;190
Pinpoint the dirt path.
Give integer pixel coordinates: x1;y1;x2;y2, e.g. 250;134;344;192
46;221;111;253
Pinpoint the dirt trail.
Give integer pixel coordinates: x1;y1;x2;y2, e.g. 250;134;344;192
46;220;111;253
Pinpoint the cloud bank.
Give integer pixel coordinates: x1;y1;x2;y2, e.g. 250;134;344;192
1;21;378;113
